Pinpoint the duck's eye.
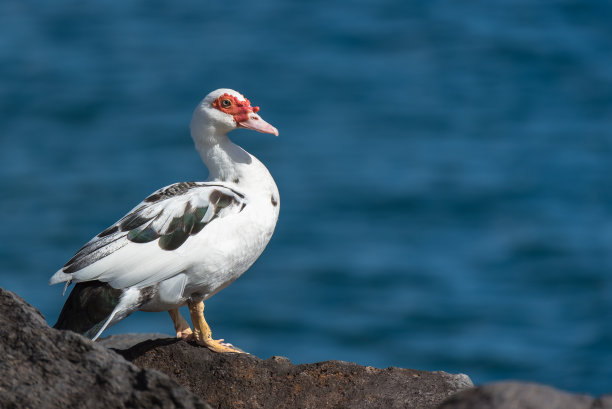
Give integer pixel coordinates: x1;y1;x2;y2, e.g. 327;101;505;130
221;99;232;108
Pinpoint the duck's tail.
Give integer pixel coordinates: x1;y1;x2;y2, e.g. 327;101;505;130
53;280;123;339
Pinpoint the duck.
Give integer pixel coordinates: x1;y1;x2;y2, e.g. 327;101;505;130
49;88;280;353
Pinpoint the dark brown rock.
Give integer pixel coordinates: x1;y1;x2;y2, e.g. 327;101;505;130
113;336;473;409
0;287;210;409
9;284;608;409
438;382;612;409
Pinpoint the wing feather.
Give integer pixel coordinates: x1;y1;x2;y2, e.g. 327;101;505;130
52;182;247;288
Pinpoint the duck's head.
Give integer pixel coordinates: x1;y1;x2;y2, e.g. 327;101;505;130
191;89;279;142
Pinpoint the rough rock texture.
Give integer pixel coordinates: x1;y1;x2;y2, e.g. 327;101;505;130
99;332;172;349
0;287;210;409
4;285;610;409
112;336;473;409
438;382;612;409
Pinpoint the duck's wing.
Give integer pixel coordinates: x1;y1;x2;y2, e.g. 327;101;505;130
49;181;246;289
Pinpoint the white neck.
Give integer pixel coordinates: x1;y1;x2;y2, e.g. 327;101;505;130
190;109;278;202
192;118;271;187
197;136;253;182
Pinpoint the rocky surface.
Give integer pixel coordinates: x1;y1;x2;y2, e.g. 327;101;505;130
438;382;612;409
0;287;210;409
2;285;611;409
110;336;472;409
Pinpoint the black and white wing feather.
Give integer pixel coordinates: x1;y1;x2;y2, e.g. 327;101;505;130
50;182;246;288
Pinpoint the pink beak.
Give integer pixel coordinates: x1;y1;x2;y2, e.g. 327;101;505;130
237;113;279;136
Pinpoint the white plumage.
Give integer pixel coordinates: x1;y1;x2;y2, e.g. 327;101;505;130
50;89;280;352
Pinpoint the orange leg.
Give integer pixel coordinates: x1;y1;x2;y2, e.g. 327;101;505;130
168;308;193;339
187;300;243;353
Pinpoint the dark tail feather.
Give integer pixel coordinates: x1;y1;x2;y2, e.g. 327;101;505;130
54;281;122;338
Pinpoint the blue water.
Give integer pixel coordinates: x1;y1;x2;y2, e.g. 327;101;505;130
1;0;611;396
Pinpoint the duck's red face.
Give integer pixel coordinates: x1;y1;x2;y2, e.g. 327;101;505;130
212;93;278;136
212;94;259;122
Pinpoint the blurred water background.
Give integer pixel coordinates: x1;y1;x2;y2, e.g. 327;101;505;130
1;0;611;395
